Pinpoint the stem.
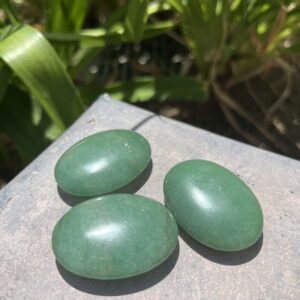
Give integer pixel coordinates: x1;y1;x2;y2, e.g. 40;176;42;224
212;80;291;154
264;58;292;122
209;2;230;83
260;6;287;53
219;103;262;146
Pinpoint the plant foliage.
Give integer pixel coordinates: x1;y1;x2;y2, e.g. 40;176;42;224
0;0;300;180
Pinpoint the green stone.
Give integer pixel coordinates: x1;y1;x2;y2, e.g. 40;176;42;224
163;160;263;251
55;129;151;197
52;194;178;280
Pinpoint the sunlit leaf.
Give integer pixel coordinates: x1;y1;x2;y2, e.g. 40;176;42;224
104;76;209;103
46;21;176;48
46;0;91;33
45;123;62;141
31;99;43;125
125;0;149;43
0;24;21;40
0;25;84;130
46;0;92;62
141;20;177;40
147;2;172;15
167;0;183;12
79;76;208;105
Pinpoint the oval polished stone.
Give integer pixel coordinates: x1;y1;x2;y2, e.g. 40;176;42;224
52;194;178;280
164;160;263;251
55;129;151;197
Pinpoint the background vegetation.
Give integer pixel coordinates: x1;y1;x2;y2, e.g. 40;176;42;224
0;0;300;186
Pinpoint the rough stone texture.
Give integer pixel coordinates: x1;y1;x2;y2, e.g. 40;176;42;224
0;94;299;300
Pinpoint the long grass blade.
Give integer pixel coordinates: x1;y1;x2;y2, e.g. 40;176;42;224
0;25;84;129
46;0;92;62
0;0;20;25
125;0;149;43
46;21;176;48
46;0;91;32
167;0;183;12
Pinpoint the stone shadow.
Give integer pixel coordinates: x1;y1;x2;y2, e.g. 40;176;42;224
180;228;263;266
57;160;153;206
56;242;179;296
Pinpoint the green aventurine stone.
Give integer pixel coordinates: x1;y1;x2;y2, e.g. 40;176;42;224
55;129;151;197
52;194;178;280
164;160;263;251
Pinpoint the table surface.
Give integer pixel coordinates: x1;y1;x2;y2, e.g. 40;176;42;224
1;95;299;300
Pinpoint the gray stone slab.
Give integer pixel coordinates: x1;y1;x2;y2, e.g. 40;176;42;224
0;95;299;300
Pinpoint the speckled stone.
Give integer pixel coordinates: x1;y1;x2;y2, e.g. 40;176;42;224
52;194;178;280
54;129;151;197
164;160;263;251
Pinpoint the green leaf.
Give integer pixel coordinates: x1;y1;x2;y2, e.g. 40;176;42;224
147;2;172;15
0;25;84;130
0;0;20;25
31;99;42;125
46;28;122;48
0;24;21;41
79;77;208;106
125;0;149;43
167;0;183;12
103;76;209;103
169;0;229;75
46;21;176;48
0;60;10;104
46;0;92;33
44;123;62;140
46;0;92;62
141;20;177;40
105;6;127;28
0;85;49;163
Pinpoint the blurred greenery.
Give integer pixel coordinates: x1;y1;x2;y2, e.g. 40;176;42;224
0;0;300;184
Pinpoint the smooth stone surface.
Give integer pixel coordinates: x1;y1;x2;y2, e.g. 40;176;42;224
52;194;178;280
164;160;263;251
55;129;151;197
